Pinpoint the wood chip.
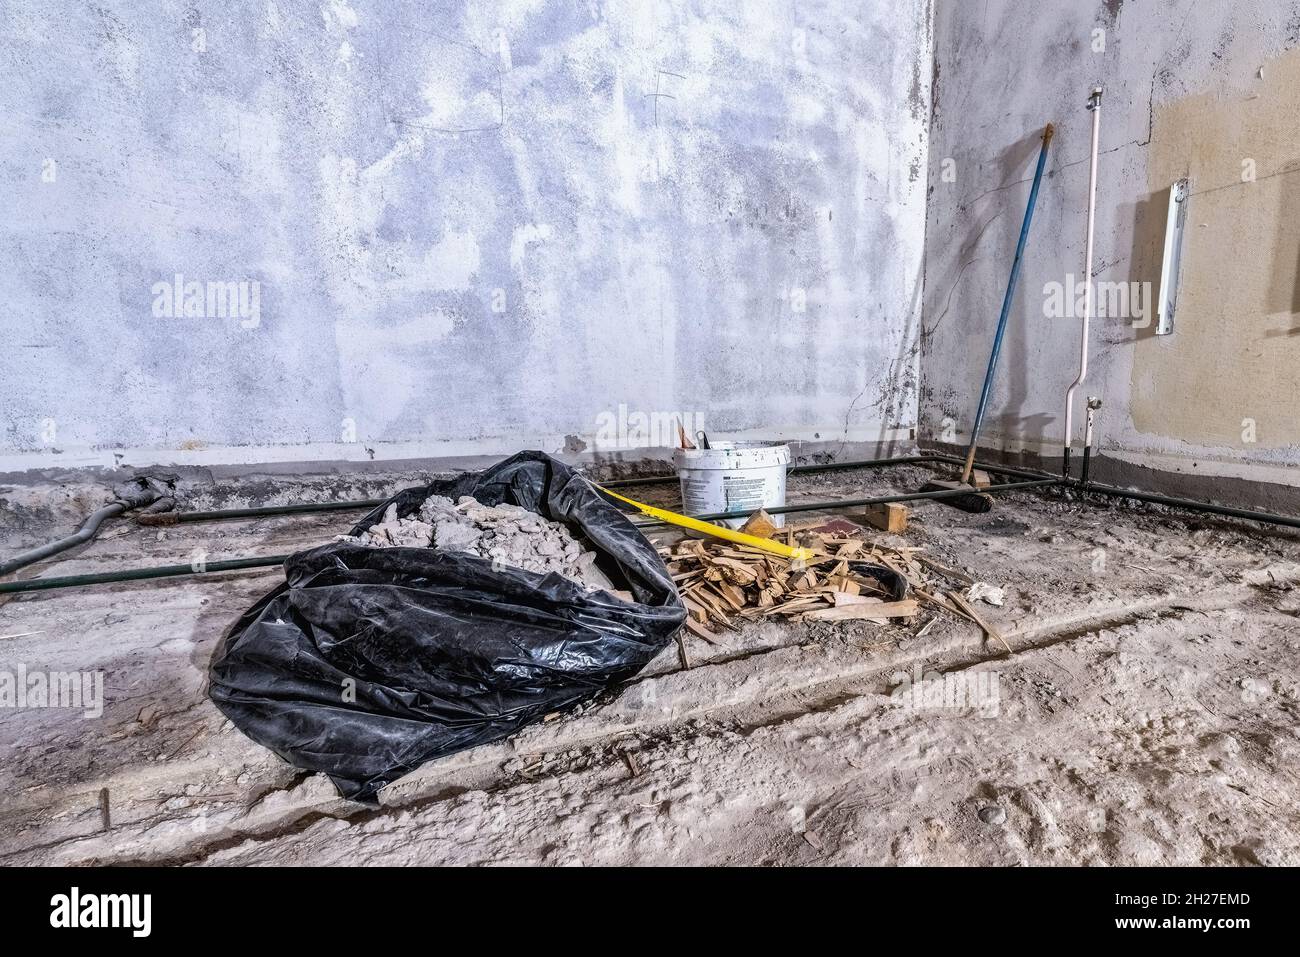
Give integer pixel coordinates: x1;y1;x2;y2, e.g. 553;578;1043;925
621;750;641;776
947;591;1011;654
916;555;975;586
863;502;909;534
662;530;1000;645
738;508;779;539
684;617;722;645
832;592;883;607
803;599;918;622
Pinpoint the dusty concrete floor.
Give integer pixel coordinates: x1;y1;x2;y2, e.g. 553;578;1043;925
1;463;1299;866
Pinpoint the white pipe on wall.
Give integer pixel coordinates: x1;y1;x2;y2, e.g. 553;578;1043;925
1063;87;1103;469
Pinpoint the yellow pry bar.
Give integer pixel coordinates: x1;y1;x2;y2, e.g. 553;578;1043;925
596;485;814;562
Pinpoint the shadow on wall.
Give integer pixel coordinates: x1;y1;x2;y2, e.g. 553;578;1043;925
1122;183;1166;347
1267;159;1300;327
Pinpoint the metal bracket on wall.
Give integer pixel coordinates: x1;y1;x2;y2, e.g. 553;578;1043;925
1156;177;1190;336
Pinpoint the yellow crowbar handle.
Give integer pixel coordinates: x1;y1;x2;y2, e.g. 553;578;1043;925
596;485;814;562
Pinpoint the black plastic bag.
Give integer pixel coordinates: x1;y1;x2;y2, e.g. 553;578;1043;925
208;451;685;803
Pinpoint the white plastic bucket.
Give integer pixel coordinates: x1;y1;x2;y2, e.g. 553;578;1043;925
673;441;791;529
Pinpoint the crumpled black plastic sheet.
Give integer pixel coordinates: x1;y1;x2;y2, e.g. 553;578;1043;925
209;451;686;803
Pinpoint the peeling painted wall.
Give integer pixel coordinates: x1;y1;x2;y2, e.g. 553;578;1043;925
922;0;1300;487
0;0;931;470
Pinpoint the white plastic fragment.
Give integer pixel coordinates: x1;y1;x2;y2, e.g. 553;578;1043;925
967;582;1006;606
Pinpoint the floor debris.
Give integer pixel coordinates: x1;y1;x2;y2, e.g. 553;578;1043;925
863;502;910;533
738;508;780;538
658;518;988;638
4;463;1299;865
948;591;1012;654
967;582;1006;606
337;494;613;591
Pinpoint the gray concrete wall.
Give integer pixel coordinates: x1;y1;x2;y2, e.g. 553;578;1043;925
0;0;931;472
922;0;1300;491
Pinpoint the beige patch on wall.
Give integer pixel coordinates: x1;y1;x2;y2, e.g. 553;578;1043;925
1131;49;1300;449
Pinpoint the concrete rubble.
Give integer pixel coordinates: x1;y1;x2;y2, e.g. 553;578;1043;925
336;494;613;591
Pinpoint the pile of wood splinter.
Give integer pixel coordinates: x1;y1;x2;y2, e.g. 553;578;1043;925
657;515;1008;652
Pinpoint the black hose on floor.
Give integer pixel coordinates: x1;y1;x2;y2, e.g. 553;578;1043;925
0;476;174;578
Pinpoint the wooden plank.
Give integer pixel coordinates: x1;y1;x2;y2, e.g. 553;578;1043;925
819;578;861;596
684;584;734;626
831;593;885;607
876;554;913;585
913;587;967;618
916;555;975;586
948;591;1012;654
863;502;909;534
738;509;778;539
683;618;722;645
676;632;690;669
847;574;891;596
719;582;748;609
803;599;918;621
763;596;827;616
835;539;865;558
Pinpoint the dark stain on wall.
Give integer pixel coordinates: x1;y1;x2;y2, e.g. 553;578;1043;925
908;57;927;121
